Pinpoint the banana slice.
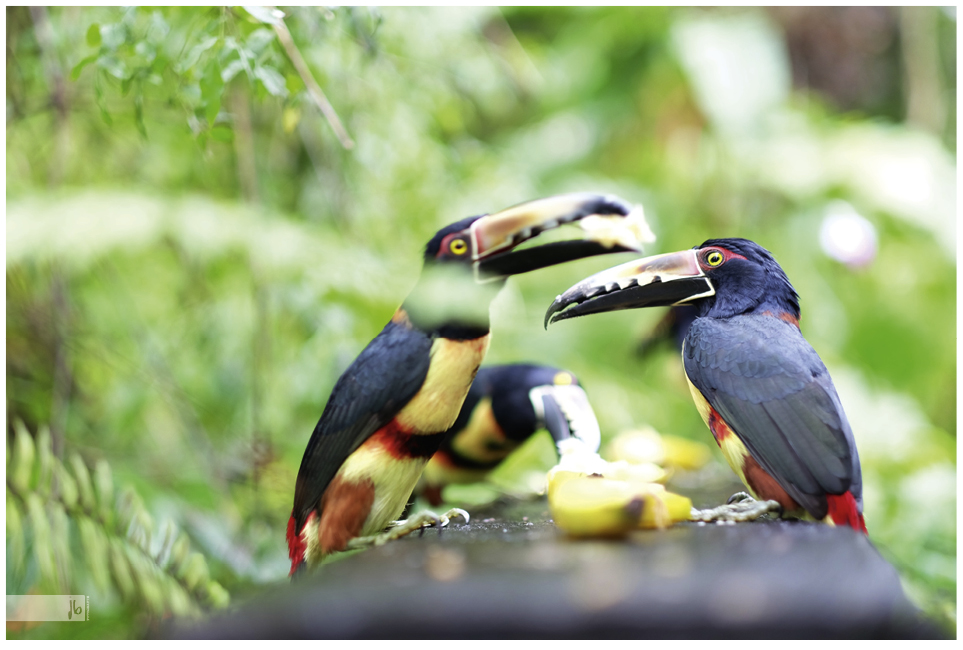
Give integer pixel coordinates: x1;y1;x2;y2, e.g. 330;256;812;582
604;459;666;484
605;426;711;471
549;475;693;537
546;468;587;502
547;437;666;497
639;489;692;529
579;204;655;250
661;435;711;471
549;476;644;537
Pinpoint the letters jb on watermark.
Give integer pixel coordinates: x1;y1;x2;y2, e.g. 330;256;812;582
6;595;87;622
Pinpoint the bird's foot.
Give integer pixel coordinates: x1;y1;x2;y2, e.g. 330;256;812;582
690;497;782;523
726;491;755;505
345;508;470;551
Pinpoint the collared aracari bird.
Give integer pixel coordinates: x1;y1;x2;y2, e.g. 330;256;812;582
289;193;641;575
415;364;601;506
544;238;867;533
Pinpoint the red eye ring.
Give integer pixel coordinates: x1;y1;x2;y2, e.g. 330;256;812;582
698;246;747;270
704;249;725;267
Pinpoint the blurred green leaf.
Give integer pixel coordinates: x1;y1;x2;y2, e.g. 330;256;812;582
69;453;96;512
71;54;98;80
177;35;219;75
35;426;53;496
87;23;103;47
210;124;233;142
7;493;25;576
253;64;287;97
245;27;276;54
78;517;111;593
94;459;115;525
200;60;224;125
97;54;128;80
55;459;79;511
27;493;57;586
11;420;35;494
221;57;245;83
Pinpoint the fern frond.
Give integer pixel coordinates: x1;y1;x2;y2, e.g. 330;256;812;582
6;420;231;617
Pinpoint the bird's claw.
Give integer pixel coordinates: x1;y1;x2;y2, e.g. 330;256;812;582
691;497;782;523
726;491;755;505
440;507;471;526
347;508;471;551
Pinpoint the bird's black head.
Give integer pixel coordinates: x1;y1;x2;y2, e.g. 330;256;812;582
691;238;799;320
423;215;483;265
545;237;800;327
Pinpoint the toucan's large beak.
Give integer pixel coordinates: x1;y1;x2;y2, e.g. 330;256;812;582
544;249;715;327
529;384;602;453
470;193;649;280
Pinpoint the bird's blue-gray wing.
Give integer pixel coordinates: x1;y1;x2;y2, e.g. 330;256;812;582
683;315;859;518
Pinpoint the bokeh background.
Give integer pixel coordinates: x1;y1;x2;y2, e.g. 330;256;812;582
6;6;956;638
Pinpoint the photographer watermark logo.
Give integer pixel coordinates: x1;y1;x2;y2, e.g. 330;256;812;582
7;595;87;622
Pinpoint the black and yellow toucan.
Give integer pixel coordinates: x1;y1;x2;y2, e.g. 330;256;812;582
416;364;601;505
546;238;866;533
288;194;640;575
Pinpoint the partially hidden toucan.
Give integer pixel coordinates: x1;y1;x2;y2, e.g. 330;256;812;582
415;364;601;506
545;238;867;533
289;193;641;576
635;306;698;359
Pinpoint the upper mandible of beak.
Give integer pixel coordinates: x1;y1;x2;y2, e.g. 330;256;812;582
468;193;654;280
470;193;643;260
544;249;715;327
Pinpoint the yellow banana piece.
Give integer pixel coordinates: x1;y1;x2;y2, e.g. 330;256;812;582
661;435;711;471
604;459;666;484
604;427;711;471
549;476;644;537
638;489;692;529
549;475;693;536
546;468;586;502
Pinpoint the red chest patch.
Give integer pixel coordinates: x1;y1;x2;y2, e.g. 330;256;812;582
707;407;733;444
370;420;450;460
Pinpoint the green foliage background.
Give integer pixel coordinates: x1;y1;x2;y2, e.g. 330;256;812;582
6;6;956;638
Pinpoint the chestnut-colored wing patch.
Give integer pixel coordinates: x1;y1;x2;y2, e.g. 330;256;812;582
319;476;376;555
742;454;801;512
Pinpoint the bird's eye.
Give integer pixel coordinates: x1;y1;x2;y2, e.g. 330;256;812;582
450;239;468;255
705;250;724;267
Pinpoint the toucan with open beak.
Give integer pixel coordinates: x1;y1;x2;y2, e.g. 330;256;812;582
288;193;643;576
545;238;867;533
415;364;601;506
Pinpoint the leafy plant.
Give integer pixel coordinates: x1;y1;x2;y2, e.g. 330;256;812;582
6;420;229;621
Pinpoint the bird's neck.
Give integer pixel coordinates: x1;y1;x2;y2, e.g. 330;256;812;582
701;269;800;323
395;305;491;340
701;298;800;322
755;303;800;328
399;266;502;340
